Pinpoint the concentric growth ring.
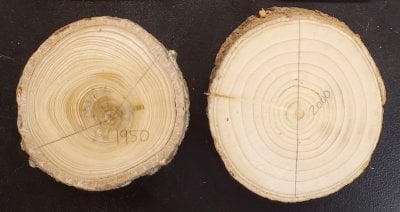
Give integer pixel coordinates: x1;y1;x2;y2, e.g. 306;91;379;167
17;17;189;190
207;7;386;202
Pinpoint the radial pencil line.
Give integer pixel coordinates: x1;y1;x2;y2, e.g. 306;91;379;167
117;60;154;112
36;60;155;149
35;122;103;149
295;20;301;197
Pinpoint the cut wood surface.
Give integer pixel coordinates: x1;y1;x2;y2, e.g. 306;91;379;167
207;7;386;202
17;17;189;191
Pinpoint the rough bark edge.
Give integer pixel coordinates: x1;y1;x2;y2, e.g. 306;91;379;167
16;16;190;191
207;7;386;202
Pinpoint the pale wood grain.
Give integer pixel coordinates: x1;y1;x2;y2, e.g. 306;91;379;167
208;7;385;202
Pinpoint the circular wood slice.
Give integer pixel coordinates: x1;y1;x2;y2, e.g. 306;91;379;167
17;17;189;190
207;7;386;202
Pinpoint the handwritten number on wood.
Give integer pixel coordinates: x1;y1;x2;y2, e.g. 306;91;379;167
309;90;330;116
117;130;149;144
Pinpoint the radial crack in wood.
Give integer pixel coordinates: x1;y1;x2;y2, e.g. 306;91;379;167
207;7;386;202
17;16;189;191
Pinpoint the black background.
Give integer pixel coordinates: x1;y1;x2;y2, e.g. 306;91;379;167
1;0;399;211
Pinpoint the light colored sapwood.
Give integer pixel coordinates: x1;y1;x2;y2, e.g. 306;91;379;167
207;7;385;202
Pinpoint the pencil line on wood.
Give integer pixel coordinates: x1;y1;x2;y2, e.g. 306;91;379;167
36;61;155;149
295;20;301;197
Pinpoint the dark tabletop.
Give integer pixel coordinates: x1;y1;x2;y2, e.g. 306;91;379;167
1;0;399;211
